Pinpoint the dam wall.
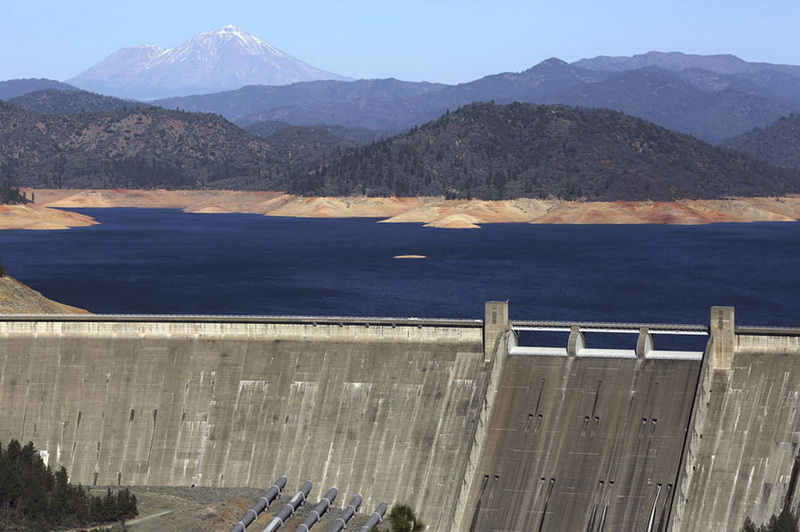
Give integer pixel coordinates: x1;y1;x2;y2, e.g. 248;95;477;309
673;308;800;531
0;316;488;530
453;321;704;531
1;306;800;531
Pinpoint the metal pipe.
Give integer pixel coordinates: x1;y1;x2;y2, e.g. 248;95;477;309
296;486;338;531
230;475;287;532
359;501;387;531
325;494;362;532
262;481;313;532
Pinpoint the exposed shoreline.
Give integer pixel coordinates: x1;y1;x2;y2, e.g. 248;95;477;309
2;188;800;230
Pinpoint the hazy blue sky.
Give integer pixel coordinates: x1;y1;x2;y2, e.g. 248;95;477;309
2;0;798;84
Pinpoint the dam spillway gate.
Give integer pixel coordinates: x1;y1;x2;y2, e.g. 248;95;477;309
1;305;799;531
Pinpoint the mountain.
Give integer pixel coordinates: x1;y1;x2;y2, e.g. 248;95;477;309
9;89;149;114
68;25;350;99
723;114;800;171
288;102;800;201
573;51;800;77
555;68;794;144
152;54;800;144
154;77;447;126
0;78;79;101
0;102;281;189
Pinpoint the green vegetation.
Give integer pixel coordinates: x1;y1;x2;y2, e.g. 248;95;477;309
0;439;137;531
742;509;799;532
383;503;424;532
289;102;800;201
0;181;29;205
0;104;278;190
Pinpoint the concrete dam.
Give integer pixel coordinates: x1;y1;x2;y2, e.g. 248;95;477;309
0;303;798;531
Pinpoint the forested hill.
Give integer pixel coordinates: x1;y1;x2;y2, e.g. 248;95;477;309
0;102;279;189
289;102;800;201
723;114;800;171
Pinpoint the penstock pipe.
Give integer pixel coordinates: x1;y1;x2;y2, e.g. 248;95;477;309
325;493;363;532
262;481;313;532
296;486;338;531
230;475;288;532
359;501;388;531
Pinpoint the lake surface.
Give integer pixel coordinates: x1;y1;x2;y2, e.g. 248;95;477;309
0;208;798;326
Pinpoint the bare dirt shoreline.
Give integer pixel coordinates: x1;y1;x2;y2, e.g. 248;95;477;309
3;188;800;230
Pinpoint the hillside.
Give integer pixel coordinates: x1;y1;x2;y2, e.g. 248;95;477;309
556;68;794;144
723;114;800;171
9;88;149;114
0;271;88;314
289;102;800;201
255;125;357;179
0;102;281;189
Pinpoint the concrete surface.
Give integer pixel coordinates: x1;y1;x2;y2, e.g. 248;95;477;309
1;304;799;531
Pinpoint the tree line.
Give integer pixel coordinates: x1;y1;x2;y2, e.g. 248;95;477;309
0;439;137;530
0;180;29;205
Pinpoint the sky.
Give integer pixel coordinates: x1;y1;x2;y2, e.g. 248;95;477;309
2;0;799;85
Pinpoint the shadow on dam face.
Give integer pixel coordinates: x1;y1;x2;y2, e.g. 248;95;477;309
463;354;700;531
2;307;800;532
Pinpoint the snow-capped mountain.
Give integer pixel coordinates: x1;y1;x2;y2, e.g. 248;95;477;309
67;25;350;99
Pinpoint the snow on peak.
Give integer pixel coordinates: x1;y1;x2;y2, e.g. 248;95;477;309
67;26;351;99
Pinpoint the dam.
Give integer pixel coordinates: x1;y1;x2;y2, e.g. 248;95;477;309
0;304;798;531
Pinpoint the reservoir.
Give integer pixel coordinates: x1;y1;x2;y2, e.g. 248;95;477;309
0;207;798;325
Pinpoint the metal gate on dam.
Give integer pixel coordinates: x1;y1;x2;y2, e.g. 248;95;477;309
1;304;799;531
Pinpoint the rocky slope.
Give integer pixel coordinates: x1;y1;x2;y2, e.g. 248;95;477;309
0;273;88;314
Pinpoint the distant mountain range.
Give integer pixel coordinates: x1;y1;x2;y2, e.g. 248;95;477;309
0;79;78;101
3;47;800;199
573;51;800;77
67;25;351;99
145;52;800;144
5;47;800;145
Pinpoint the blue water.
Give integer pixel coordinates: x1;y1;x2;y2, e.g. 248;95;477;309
0;208;798;326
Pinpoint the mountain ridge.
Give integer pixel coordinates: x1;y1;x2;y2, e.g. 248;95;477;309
150;53;800;144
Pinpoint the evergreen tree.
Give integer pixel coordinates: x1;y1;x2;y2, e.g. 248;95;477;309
385;503;424;532
742;509;799;532
0;439;137;530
